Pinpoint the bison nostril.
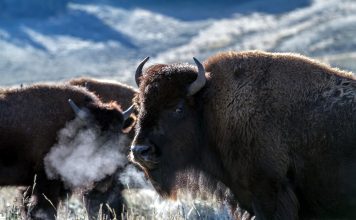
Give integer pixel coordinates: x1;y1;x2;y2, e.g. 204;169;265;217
130;143;159;169
131;145;155;161
140;148;151;156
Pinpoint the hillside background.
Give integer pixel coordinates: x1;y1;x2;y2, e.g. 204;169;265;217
0;0;355;86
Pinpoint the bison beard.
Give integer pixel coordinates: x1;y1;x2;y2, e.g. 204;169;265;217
130;51;356;220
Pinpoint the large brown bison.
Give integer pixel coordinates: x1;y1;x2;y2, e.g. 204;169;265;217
130;51;356;219
68;77;137;219
0;84;134;220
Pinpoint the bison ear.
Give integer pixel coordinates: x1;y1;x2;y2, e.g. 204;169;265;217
122;105;136;133
122;115;136;133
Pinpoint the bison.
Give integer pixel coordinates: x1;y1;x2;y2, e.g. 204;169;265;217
68;77;137;110
68;77;137;219
130;51;356;219
0;84;134;220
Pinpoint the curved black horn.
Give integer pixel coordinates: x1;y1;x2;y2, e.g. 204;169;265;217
187;57;206;96
135;57;150;87
122;105;134;120
68;99;89;119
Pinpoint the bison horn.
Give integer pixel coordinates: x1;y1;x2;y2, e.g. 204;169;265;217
187;57;206;96
135;57;150;87
122;105;134;120
68;99;89;119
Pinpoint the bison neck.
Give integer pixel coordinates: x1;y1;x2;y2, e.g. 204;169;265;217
193;101;253;211
201;117;254;210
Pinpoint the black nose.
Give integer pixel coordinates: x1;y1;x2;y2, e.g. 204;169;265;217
131;145;150;158
130;143;159;169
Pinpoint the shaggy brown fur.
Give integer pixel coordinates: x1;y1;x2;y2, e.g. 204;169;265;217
68;77;137;109
131;51;356;219
0;84;131;220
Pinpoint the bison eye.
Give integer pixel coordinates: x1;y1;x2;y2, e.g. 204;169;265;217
171;102;185;119
175;107;183;114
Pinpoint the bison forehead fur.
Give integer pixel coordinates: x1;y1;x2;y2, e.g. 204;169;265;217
137;64;197;101
132;50;356;219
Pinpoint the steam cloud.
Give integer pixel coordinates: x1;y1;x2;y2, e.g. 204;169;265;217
44;118;128;189
43;118;242;219
119;164;152;189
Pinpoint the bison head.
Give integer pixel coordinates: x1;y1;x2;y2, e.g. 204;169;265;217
68;99;135;135
130;57;210;197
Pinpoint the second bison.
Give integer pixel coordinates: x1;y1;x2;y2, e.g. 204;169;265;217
130;51;356;219
0;84;133;219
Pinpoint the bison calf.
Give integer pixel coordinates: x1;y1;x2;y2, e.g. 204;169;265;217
0;84;133;220
130;52;356;219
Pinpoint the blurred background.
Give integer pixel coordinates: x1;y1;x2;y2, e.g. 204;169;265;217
0;0;355;87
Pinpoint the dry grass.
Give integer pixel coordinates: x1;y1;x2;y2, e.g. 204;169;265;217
0;187;240;220
0;188;22;220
